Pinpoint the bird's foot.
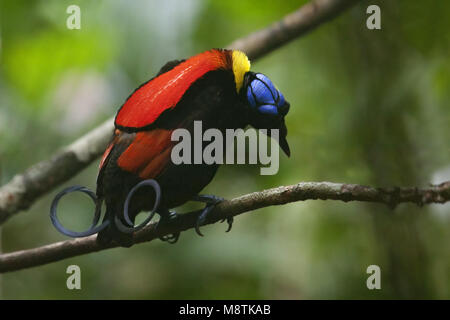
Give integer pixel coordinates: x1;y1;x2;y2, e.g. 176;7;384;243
221;216;234;233
192;194;225;236
157;210;180;244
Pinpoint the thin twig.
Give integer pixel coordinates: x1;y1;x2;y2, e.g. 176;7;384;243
1;180;449;273
0;0;362;225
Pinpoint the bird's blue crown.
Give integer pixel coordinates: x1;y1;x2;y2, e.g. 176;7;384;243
245;73;289;116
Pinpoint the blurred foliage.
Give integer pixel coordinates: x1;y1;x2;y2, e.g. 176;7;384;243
0;0;449;299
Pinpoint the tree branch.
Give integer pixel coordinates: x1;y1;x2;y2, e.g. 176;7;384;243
1;180;449;273
0;119;114;225
0;0;361;225
227;0;360;59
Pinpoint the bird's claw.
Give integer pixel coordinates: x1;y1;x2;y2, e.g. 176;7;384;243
195;205;215;237
221;216;234;233
157;210;180;244
159;233;180;244
193;195;225;237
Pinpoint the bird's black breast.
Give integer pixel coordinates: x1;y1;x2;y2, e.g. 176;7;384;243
154;69;251;208
98;69;250;213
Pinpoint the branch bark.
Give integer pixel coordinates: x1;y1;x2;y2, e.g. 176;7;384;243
0;119;114;224
1;180;449;273
227;0;360;59
0;0;361;225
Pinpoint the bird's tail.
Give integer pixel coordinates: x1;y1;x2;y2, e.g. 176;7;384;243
96;179;162;246
50;179;161;247
50;185;109;238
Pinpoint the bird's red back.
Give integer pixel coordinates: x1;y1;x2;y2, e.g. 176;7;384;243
115;49;232;131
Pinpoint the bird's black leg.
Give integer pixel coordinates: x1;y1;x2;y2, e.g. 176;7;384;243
192;195;232;236
157;208;180;244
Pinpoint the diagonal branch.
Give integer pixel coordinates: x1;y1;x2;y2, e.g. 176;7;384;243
1;180;449;273
0;0;362;225
0;119;114;225
227;0;360;59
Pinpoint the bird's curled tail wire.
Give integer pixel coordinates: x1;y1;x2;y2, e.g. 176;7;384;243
50;179;161;238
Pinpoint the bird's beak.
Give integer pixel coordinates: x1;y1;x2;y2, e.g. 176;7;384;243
249;109;291;157
278;118;290;157
279;134;290;157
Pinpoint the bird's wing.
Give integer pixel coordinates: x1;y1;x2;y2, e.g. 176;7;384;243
98;58;186;172
96;129;175;199
116;129;175;179
114;49;230;132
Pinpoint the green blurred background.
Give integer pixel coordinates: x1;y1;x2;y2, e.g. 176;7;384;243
1;0;449;299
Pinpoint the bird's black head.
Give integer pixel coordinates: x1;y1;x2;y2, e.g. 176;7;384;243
240;71;291;157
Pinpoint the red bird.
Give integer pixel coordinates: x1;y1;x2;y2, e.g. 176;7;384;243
51;49;290;246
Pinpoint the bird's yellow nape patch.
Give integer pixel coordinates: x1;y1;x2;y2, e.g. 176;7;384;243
232;50;251;92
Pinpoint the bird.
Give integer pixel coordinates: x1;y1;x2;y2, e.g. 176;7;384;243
51;48;290;246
